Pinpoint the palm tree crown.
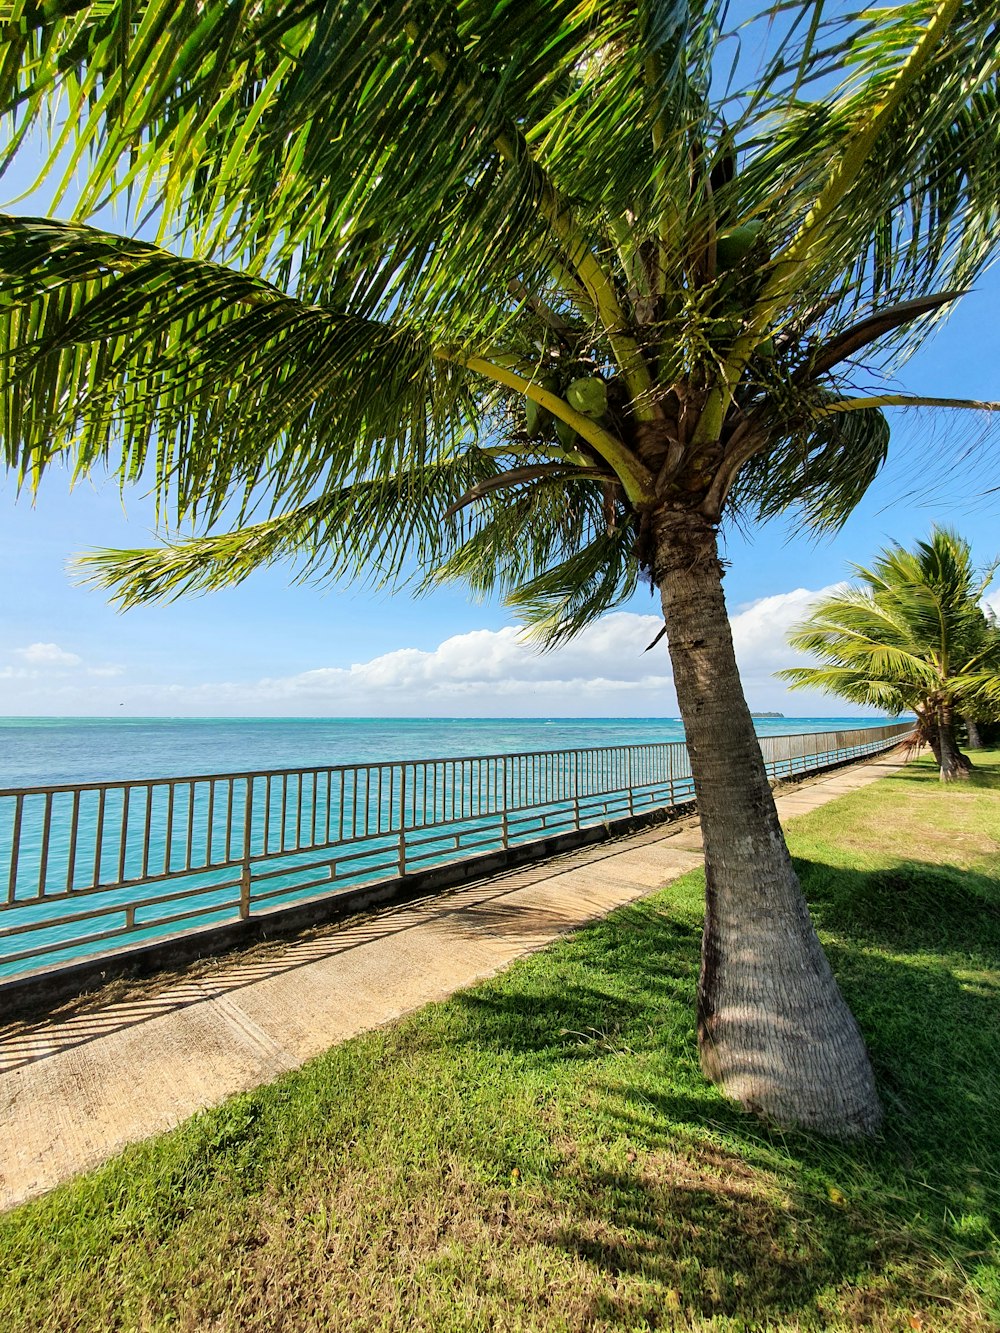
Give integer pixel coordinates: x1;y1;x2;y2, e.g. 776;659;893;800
1;1;999;621
781;528;1000;779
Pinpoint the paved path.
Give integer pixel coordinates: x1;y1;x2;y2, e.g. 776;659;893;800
0;753;905;1210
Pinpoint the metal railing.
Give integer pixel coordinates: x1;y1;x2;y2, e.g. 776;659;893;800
0;722;911;983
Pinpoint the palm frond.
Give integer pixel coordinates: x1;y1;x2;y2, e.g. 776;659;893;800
731;395;890;533
0;214;470;519
73;452;497;607
745;2;1000;349
0;1;712;331
777;665;914;714
3;1;1000;647
78;454;637;645
430;474;639;643
505;527;642;648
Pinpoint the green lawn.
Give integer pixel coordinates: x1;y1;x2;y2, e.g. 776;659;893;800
2;752;998;1332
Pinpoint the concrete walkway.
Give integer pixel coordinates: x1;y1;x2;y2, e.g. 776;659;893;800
0;753;905;1210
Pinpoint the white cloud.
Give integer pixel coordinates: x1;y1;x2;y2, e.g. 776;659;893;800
148;589;840;715
3;644;123;688
16;642;82;667
984;583;1000;619
729;584;843;684
161;612;676;715
0;585;861;717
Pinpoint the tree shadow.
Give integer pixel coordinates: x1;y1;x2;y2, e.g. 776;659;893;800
799;856;1000;1194
443;858;999;1326
881;755;1000;791
451;903;702;1063
804;854;1000;955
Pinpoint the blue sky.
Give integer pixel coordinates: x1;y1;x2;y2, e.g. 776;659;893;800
3;93;1000;717
3;292;997;718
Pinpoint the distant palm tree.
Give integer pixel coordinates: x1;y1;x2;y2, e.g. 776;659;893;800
3;1;1000;1137
782;529;1000;780
958;606;1000;751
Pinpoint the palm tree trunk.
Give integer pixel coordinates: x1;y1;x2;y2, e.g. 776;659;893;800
963;715;983;750
937;705;971;781
926;720;942;766
654;507;881;1138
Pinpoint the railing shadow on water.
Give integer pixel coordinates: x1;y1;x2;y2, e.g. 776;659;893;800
0;724;911;993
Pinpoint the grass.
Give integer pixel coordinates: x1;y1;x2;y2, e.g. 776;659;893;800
1;751;999;1331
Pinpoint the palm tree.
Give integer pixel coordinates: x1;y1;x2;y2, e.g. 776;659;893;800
958;604;1000;751
3;1;1000;1138
782;530;1000;781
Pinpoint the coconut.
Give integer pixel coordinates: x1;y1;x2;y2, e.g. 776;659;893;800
566;376;608;417
523;373;559;437
715;219;764;269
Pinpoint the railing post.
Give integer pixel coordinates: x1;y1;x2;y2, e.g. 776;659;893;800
501;755;509;849
240;777;253;920
398;764;407;877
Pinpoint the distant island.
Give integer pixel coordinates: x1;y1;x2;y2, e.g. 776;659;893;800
750;712;784;718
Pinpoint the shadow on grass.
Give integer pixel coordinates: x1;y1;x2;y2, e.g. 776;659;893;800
444;855;1000;1327
803;855;1000;955
453;906;702;1062
881;753;1000;791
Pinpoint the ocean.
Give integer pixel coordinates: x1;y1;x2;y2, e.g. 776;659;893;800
0;715;894;789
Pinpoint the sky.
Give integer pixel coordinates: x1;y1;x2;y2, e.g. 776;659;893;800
3;303;997;719
2;33;1000;719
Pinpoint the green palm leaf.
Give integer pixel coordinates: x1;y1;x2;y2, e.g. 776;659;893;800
0;214;474;517
782;527;1000;728
4;2;1000;638
74;453;499;605
731;394;891;532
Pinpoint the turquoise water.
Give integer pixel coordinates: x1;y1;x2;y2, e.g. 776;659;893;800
0;715;891;790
